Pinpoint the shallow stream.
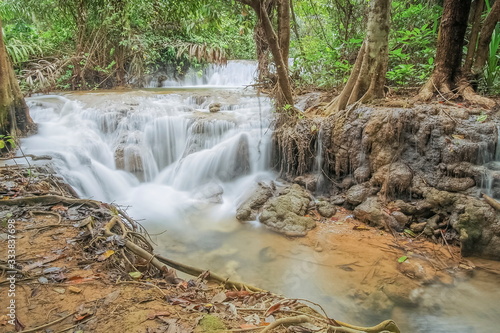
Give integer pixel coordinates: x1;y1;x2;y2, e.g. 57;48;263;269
20;61;500;332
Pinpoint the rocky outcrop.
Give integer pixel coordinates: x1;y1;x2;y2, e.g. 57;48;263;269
276;104;500;259
236;183;316;236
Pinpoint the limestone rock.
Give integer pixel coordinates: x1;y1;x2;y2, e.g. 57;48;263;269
345;184;370;206
436;176;475;192
209;103;221;113
236;182;274;221
259;184;316;236
317;200;336;218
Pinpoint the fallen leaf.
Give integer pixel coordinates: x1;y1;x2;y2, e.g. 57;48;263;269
129;271;142;279
74;313;91;322
452;134;464;140
97;250;115;261
398;256;408;263
51;204;68;211
0;315;8;325
147;311;172;320
225;290;251;298
68;286;82;294
404;229;416;237
264;303;282;317
353;225;369;231
211;291;227;303
240;323;258;329
53;288;66;294
103;290;121;305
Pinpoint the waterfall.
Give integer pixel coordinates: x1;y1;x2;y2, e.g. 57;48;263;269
23;87;274;230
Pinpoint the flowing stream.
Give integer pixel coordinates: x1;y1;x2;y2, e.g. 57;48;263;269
20;61;500;332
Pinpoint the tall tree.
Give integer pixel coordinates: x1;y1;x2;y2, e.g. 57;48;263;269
416;0;497;107
0;18;36;138
237;0;294;108
324;0;391;114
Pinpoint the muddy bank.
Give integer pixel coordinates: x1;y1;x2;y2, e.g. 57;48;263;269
273;103;500;260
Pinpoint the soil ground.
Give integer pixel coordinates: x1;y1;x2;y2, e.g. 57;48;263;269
1;163;499;333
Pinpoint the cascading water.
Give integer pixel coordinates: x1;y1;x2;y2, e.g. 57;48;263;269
18;62;500;333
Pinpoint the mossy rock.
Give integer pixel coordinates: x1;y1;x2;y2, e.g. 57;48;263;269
195;314;227;333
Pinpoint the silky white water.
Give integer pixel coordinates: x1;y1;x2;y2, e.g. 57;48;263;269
18;62;500;332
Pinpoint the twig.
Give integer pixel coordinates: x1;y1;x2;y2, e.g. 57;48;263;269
18;312;75;333
116;280;167;297
55;316;94;333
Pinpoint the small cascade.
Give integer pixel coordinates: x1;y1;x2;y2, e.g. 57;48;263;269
24;90;273;209
483;126;500;198
159;60;257;88
313;124;326;192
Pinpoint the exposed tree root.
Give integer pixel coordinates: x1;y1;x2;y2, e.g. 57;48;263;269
154;253;264;292
332;319;400;333
482;193;500;212
0;195;102;208
103;217;181;284
260;315;309;332
413;75;496;109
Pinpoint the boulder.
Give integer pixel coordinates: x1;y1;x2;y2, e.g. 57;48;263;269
236;182;274;221
259;184;316;236
345;184;370;206
317;200;336;218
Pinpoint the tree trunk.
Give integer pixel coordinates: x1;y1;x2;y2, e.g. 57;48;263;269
464;0;485;72
0;19;36;138
325;0;391;114
238;0;294;108
416;0;496;108
471;0;500;76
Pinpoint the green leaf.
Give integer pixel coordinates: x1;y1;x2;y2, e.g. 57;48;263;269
404;229;416;237
0;141;5;149
477;114;488;122
398;256;408;263
129;271;142;279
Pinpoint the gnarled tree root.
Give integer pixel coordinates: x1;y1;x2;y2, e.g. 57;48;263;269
103;217;181;284
103;217;264;292
0;195;102;208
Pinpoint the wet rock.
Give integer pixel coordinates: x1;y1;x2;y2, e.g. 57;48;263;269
353;196;385;228
383;281;422;308
194;183;224;204
317;200;336;218
259;184;316;236
354;197;405;232
391;211;409;226
331;195;346;205
209;103;221;113
236;182;274;221
386;162;413;194
354;165;371;183
410;222;427;233
340;176;354;189
294;174;317;191
436;177;475;192
345;184;370;206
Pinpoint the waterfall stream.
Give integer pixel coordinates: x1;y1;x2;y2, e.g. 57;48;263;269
19;61;500;332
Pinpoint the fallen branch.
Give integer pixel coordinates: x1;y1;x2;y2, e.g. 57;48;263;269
18;312;75;333
0;154;53;161
481;193;500;211
333;319;400;333
260;315;309;333
0;195;101;208
154;253;264;292
103;217;181;284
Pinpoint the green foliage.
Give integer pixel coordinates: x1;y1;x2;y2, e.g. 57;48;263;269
0;135;16;150
482;26;500;94
386;2;441;87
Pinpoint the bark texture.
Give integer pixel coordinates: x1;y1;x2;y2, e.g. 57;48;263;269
416;0;497;108
238;0;294;108
0;19;36;137
325;0;391;114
